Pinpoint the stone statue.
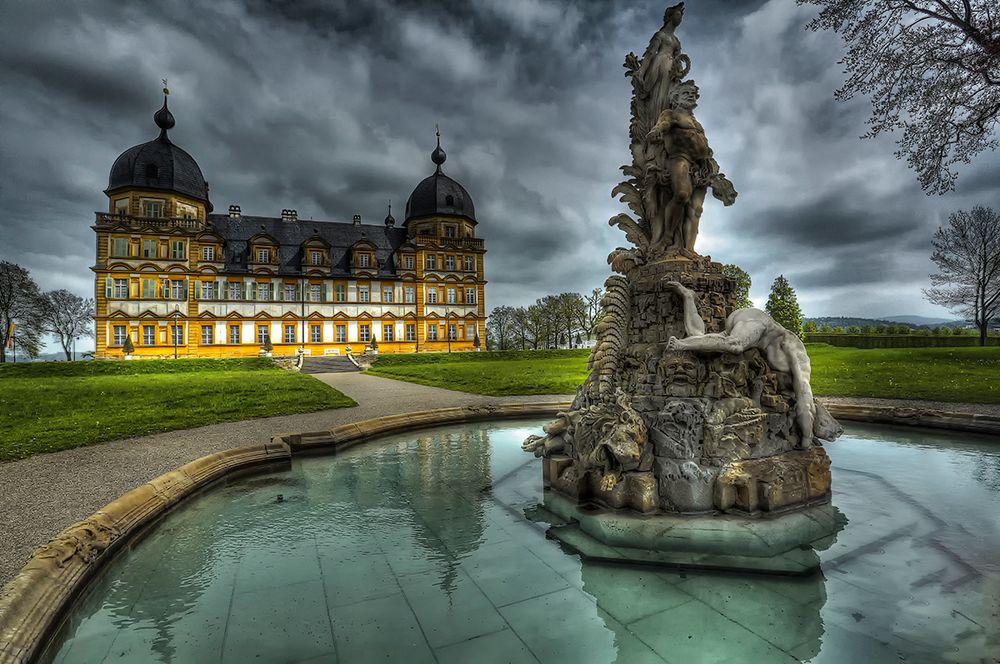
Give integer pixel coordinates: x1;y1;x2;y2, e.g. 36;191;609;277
664;281;842;445
614;2;736;259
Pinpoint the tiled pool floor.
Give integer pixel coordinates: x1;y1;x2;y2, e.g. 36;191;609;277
45;421;1000;663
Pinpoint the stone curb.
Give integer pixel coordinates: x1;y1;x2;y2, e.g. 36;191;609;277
826;403;1000;436
0;399;993;663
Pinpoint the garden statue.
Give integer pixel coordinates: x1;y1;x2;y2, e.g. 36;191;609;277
523;4;842;544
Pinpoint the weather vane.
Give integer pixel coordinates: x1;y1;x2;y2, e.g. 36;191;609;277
162;78;169;96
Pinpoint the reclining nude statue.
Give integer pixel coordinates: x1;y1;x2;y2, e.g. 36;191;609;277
664;281;841;446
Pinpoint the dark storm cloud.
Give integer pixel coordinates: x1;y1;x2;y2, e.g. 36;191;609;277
2;0;997;354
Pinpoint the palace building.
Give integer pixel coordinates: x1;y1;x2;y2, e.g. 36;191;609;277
93;95;486;358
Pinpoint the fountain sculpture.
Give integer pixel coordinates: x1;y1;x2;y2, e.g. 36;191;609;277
523;3;844;572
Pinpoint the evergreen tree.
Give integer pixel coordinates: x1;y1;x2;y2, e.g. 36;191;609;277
764;275;804;340
722;264;753;309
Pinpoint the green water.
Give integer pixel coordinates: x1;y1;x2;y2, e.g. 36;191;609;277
44;420;1000;663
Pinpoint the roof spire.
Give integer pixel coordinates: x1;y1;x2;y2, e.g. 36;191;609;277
431;124;447;173
153;78;175;141
384;200;396;227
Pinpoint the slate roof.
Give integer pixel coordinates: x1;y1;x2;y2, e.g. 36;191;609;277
206;214;410;277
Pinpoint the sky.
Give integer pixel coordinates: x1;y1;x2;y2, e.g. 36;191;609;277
3;0;998;353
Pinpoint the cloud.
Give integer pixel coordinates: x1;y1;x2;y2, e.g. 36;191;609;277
2;0;987;357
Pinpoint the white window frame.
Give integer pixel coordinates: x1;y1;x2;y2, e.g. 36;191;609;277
229;325;240;344
404;255;414;270
113;279;129;299
170;280;185;300
445;256;455;271
359;254;370;268
359;286;370;303
359;324;371;342
257;248;271;263
405;324;416;341
426;255;436;270
111;238;128;257
257;325;269;344
142;325;156;345
310;324;321;343
335;325;346;343
383;286;393;303
427;288;437;304
311;250;322;266
171;325;184;345
284;325;295;344
448;323;457;341
464;256;474;272
202;246;215;261
230;283;243;300
142;240;157;258
170;240;186;260
405;286;415;303
427;324;438;341
112;325;127;346
201;326;214;345
465;288;476;304
447;288;456;304
383;324;394;342
142;198;164;218
310;284;321;302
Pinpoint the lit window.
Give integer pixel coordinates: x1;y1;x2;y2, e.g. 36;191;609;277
448;323;457;341
111;238;128;257
284;325;295;343
464;256;474;271
258;283;271;300
358;254;370;268
310;324;321;343
427;288;437;304
405;323;415;341
202;246;215;261
171;325;184;345
112;325;127;346
383;286;393;303
335;325;346;343
229;325;240;344
201;326;214;344
426;255;436;270
359;286;369;303
445;256;455;271
257;325;269;344
465;288;476;304
427;324;438;341
311;250;322;266
359;324;371;342
383;324;394;341
143;240;157;258
310;284;321;302
170;280;185;300
405;286;415;303
142;325;155;345
447;288;456;304
404;255;414;269
170;240;185;260
113;279;129;299
229;282;243;300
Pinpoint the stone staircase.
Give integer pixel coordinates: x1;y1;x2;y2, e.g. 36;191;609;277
300;355;360;374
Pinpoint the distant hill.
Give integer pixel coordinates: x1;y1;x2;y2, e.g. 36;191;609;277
882;315;958;326
806;316;968;330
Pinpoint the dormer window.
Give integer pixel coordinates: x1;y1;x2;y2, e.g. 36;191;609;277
404;255;415;270
311;250;322;266
202;246;216;261
444;226;456;238
358;254;370;268
257;248;271;263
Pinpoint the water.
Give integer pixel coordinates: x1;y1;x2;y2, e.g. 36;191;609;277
44;420;1000;663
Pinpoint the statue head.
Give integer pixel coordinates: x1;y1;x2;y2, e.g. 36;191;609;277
658;349;704;396
664;3;685;27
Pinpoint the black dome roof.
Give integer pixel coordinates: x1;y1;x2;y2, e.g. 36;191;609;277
404;136;475;223
106;97;212;212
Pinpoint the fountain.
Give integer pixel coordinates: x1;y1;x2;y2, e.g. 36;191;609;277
522;2;845;573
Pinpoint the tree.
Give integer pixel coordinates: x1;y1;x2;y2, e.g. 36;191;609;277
39;289;94;360
803;320;818;334
723;264;753;309
765;275;805;340
923;206;1000;346
0;261;44;362
578;288;604;340
122;335;135;356
801;0;1000;194
487;305;517;351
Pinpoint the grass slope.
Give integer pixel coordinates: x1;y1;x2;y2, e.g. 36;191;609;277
367;346;1000;403
368;349;591;396
0;358;356;462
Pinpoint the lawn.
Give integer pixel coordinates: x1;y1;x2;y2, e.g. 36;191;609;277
367;345;1000;403
0;358;356;462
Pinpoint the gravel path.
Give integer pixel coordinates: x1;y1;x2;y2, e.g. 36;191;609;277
2;373;997;587
0;373;568;587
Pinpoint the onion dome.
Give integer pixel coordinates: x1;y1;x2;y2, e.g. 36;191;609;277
106;95;213;212
404;130;475;223
384;203;396;227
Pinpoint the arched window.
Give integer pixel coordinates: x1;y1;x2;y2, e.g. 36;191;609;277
145;164;159;179
445;194;454;206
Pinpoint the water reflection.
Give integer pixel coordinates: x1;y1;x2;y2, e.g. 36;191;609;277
43;420;1000;664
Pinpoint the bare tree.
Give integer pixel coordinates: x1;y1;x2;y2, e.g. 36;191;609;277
801;0;1000;193
0;261;44;362
40;290;94;360
578;288;604;340
923;206;1000;345
487;305;516;351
